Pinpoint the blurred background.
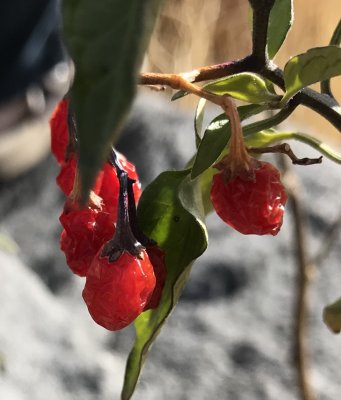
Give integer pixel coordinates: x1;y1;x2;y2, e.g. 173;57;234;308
145;0;341;146
1;1;341;400
1;0;340;180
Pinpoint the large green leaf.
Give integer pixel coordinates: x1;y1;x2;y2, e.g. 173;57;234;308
204;72;280;104
267;0;293;59
63;0;162;200
191;104;266;179
121;170;208;400
323;297;341;334
282;46;341;104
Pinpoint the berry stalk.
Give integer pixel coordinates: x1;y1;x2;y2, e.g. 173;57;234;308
101;168;144;262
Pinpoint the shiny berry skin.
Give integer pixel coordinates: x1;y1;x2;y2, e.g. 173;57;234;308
60;208;115;276
144;246;167;310
56;155;104;196
99;158;141;218
56;155;77;196
210;161;287;236
50;99;69;164
82;250;156;331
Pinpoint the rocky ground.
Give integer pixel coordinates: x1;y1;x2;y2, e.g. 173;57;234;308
1;92;341;400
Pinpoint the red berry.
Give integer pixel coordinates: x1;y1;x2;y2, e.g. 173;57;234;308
82;250;156;330
56;155;77;196
60;207;115;276
210;161;287;235
50;99;69;164
99;157;141;219
144;246;167;310
56;155;104;196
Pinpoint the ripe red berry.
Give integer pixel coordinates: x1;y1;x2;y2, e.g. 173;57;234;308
60;207;115;276
144;246;167;310
56;155;77;196
82;249;156;330
56;155;104;196
210;161;287;235
50;99;69;164
99;157;141;219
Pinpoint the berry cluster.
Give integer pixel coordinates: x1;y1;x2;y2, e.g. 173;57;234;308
50;100;166;331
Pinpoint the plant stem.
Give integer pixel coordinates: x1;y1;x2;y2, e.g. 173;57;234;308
250;1;275;64
140;58;341;132
140;57;253;86
248;143;322;165
281;159;316;400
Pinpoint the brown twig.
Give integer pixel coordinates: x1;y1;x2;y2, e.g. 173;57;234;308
281;157;316;400
248;143;323;166
140;57;341;132
140;57;252;86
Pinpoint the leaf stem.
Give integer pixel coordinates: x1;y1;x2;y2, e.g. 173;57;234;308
243;102;299;136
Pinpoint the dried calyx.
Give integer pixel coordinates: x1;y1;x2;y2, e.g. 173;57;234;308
101;150;145;262
214;96;260;181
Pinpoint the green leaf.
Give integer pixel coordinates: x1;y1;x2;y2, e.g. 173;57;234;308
323;297;341;333
321;18;341;96
191;104;266;179
194;98;206;148
62;0;162;200
171;89;188;101
122;170;208;400
204;72;281;104
198;167;216;215
282;46;341;104
267;0;293;59
245;129;341;164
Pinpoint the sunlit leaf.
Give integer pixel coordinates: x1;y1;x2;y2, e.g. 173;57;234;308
122;170;208;399
282;46;341;104
267;0;293;59
63;0;162;200
204;72;281;104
